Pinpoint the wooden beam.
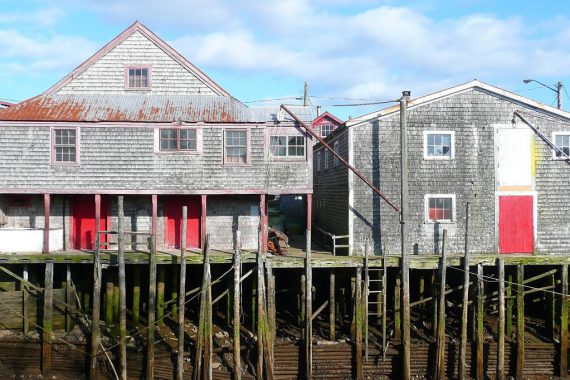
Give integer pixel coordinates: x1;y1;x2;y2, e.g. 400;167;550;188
233;231;242;380
201;195;207;251
506;275;513;339
561;264;568;378
435;229;447;380
90;229;102;379
497;259;505;380
476;263;484;380
43;194;50;254
118;196;127;380
42;261;54;377
355;266;363;380
194;235;211;380
394;273;401;340
147;235;157;379
547;272;555;340
330;270;336;341
177;206;188;380
305;228;312;380
516;265;524;380
267;261;276;366
459;202;470;380
205;246;213;380
22;265;29;335
152;194;158;253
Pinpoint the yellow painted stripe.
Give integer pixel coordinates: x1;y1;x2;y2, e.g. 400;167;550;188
531;136;536;178
497;186;533;192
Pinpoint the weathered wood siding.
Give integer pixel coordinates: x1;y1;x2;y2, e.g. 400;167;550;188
0;125;311;194
55;31;216;95
350;88;570;255
313;130;350;238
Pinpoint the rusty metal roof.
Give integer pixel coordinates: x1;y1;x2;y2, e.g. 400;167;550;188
0;94;314;124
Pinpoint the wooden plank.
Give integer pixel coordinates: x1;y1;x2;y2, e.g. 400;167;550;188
233;231;242;380
90;199;102;380
435;229;447;380
516;264;524;380
459;202;470;380
42;261;54;377
561;264;568;378
476;263;484;380
177;206;188;380
497;259;505;380
329;270;335;341
118;196;127;380
355;266;363;380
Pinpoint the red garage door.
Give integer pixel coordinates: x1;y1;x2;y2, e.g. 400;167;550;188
72;195;108;250
499;195;534;254
163;196;201;249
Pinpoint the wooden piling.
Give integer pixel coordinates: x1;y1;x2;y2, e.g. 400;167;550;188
113;282;119;323
194;235;211;380
305;228;312;380
147;233;157;380
330;270;336;341
506;275;513;339
133;266;141;324
233;231;242;380
65;264;73;332
355;266;363;380
300;274;306;330
267;261;276;363
118;195;127;380
257;236;264;380
42;261;54;377
394;273;401;340
546;272;555;339
172;266;179;320
205;248;213;380
432;270;438;337
177;206;188;380
561;264;568;378
105;273;113;325
157;266;165;326
435;229;447;380
476;263;484;380
90;214;102;380
22;265;29;335
516;264;524;380
459;203;470;380
497;259;505;380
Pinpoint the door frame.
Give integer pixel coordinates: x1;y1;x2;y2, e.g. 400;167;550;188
495;191;537;254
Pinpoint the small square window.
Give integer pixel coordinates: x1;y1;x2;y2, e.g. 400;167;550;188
554;133;570;159
225;130;248;164
320;123;334;137
424;131;454;159
52;128;78;163
269;135;305;157
159;128;197;152
425;195;455;223
126;67;150;89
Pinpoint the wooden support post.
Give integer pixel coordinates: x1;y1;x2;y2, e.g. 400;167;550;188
561;264;568;379
476;263;484;380
267;261;276;362
506;275;513;339
177;206;188;380
459;202;470;380
300;274;306;329
261;194;268;254
497;259;505;380
90;225;102;380
205;249;213;380
194;235;211;380
118;196;127;380
305;228;312;380
516;265;524;380
157;266;165;326
435;229;447;380
233;231;242;380
382;252;387;362
257;228;265;380
394;273;401;340
105;273;113;325
355;266;363;380
147;195;157;380
432;270;438;337
65;264;73;332
43;194;50;254
113;282;119;323
547;272;555;340
172;266;179;320
133;266;140;324
364;244;369;363
23;265;29;335
330;270;336;341
201;194;207;251
42;261;54;377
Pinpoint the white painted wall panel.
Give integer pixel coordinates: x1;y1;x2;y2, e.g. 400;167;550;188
497;127;532;188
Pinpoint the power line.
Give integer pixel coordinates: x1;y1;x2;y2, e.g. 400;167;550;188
244;97;302;104
332;99;399;107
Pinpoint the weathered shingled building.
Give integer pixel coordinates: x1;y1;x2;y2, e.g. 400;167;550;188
0;21;313;253
314;80;570;256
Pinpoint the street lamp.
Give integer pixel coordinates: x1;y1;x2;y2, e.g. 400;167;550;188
523;79;563;110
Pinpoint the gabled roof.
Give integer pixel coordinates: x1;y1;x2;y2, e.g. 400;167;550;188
347;79;570;126
0;100;14;108
312;111;343;126
44;21;230;97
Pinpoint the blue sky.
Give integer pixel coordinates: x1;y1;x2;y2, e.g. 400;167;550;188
1;0;570;120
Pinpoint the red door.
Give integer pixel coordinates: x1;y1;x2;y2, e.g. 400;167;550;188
499;196;534;254
72;195;108;250
163;196;201;248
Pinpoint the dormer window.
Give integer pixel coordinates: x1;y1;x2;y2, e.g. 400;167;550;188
126;66;150;89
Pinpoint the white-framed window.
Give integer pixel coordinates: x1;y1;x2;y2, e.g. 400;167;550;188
317;151;322;171
320;123;334;137
424;131;455;159
424;194;455;223
52;127;78;164
125;66;151;89
552;132;570;159
333;141;340;167
269;135;305;157
159;128;197;151
224;130;248;164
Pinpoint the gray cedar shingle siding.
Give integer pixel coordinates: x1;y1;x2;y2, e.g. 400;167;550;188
0;125;311;194
346;88;570;256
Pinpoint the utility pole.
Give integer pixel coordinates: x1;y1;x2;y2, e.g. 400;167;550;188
400;90;411;380
523;79;563;110
304;82;309;106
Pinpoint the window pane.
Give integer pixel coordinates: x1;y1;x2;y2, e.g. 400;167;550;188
428;197;453;221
